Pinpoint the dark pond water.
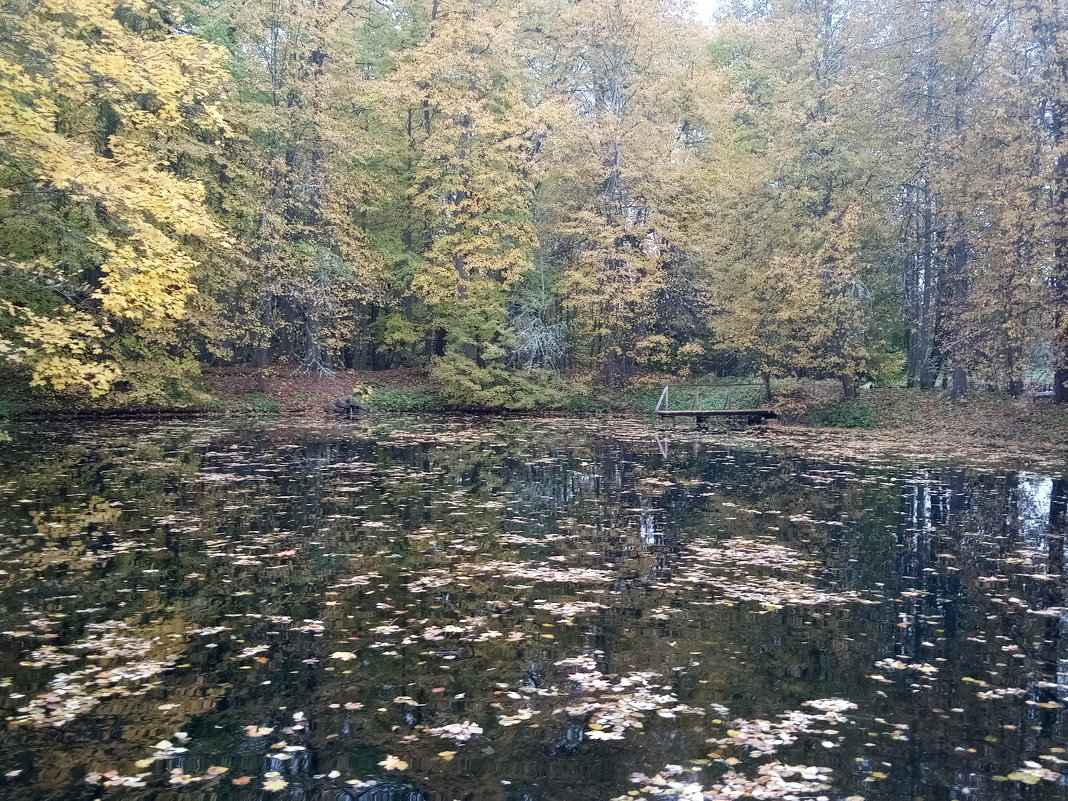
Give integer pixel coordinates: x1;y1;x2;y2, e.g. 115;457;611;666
1;417;1068;801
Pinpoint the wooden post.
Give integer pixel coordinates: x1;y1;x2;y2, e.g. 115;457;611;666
656;385;669;414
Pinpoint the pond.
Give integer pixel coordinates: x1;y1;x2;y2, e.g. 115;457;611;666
1;417;1067;801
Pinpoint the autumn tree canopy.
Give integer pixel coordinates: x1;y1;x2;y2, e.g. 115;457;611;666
1;0;1065;405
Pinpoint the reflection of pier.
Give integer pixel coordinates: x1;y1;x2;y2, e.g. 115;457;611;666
655;383;777;428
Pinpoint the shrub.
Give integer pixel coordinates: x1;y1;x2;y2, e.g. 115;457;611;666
369;387;449;413
430;354;566;410
561;392;619;414
229;392;280;415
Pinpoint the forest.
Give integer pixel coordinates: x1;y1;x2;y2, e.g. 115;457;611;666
2;0;1068;410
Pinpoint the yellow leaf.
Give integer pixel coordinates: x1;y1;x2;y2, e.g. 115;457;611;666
378;755;408;771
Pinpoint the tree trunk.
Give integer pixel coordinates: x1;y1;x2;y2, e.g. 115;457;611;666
1007;345;1023;396
916;177;936;390
1037;3;1068;401
840;373;857;399
919;343;942;391
950;363;967;398
1055;368;1068;404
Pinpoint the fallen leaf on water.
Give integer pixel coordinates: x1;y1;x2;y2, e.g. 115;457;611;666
378;755;408;771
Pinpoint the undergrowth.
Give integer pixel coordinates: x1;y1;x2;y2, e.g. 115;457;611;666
807;400;880;429
208;392;281;415
369;387;450;413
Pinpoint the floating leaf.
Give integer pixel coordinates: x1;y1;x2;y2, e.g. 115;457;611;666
378;755;408;771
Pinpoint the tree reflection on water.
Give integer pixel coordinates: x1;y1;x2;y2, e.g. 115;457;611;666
0;418;1066;801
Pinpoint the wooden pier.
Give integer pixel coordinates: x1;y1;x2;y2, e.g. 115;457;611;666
655;383;777;428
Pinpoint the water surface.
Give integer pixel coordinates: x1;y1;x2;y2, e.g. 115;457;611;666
1;417;1067;800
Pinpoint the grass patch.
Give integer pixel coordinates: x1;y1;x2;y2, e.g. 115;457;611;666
808;400;880;429
208;392;280;415
560;392;620;414
623;386;667;413
554;386;666;414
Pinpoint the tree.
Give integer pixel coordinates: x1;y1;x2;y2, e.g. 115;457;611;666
706;0;896;397
538;0;706;384
202;0;389;373
0;0;229;398
1024;0;1068;402
392;0;541;403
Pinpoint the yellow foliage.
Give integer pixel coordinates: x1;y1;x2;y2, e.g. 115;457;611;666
0;0;229;395
0;304;120;396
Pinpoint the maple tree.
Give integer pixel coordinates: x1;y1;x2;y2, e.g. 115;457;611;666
0;0;229;398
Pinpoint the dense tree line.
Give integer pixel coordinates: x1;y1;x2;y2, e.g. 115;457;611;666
1;0;1066;406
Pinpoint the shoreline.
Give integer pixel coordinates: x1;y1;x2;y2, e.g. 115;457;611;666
5;367;1068;460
